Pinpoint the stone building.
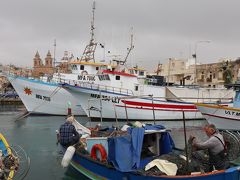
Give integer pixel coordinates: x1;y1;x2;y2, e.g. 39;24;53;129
32;51;54;77
196;60;240;87
156;58;195;85
156;58;240;87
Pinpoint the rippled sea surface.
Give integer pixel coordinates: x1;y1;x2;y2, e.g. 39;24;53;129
0;104;208;180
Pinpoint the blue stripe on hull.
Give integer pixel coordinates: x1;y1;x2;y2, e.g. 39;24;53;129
10;75;58;87
70;152;240;180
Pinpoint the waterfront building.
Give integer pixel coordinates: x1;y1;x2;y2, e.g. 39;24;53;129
156;57;240;87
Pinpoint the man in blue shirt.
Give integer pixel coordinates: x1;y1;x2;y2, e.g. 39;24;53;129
59;116;80;147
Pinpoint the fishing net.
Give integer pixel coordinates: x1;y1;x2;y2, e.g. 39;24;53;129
144;137;210;176
220;130;240;161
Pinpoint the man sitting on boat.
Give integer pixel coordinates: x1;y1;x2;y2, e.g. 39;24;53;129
190;124;229;171
59;115;80;147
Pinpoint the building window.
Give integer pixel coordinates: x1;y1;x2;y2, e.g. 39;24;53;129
139;71;144;76
80;65;84;70
213;73;216;79
135;85;139;91
116;76;120;80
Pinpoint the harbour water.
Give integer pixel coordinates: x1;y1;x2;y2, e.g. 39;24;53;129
0;104;208;180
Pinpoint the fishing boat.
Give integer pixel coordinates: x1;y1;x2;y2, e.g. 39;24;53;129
59;122;240;180
195;83;240;130
6;59;114;115
0;133;18;179
60;67;233;121
0;133;30;180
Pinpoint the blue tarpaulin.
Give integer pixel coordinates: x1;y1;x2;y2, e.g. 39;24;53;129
108;125;174;172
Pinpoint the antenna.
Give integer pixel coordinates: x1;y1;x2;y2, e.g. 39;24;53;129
123;27;134;64
80;1;97;62
91;1;96;43
53;39;56;69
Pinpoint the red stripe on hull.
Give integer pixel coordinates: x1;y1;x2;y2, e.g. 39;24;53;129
116;105;199;112
121;100;197;110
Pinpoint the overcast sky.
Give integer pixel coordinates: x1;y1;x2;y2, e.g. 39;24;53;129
1;0;240;71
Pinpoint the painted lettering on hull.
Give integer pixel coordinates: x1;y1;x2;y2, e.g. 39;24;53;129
36;94;51;102
78;75;95;81
90;93;120;104
225;110;240;116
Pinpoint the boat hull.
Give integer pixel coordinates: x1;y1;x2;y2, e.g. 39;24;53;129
70;151;240;180
63;84;204;120
7;75;85;116
196;103;240;130
166;86;234;103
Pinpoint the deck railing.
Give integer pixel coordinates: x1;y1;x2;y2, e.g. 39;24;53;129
60;79;134;96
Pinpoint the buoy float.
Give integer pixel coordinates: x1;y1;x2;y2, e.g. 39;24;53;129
61;146;76;168
90;144;107;162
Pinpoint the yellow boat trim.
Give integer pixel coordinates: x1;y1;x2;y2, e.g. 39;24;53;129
195;103;240;111
69;61;116;67
7;171;14;180
128;67;145;71
0;133;11;154
0;133;15;180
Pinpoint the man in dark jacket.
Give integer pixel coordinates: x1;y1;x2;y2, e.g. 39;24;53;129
191;124;229;171
59;115;80;147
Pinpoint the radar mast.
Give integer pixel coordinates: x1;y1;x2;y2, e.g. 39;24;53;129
80;1;97;62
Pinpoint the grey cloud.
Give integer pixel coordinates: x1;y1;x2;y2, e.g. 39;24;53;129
1;0;240;70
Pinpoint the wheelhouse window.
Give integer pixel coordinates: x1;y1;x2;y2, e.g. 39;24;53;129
98;74;110;81
71;64;77;70
80;65;84;70
116;76;120;80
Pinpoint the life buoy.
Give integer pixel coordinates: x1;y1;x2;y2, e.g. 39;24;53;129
90;144;107;161
81;70;88;76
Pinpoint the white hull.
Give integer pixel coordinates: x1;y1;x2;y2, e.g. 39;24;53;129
166;86;234;103
196;103;240;130
7;75;85;116
64;84;203;121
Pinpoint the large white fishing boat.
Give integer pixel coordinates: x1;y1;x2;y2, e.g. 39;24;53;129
61;67;233;121
6;61;111;115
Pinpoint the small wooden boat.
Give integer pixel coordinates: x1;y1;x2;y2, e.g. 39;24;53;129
0;133;17;180
60;124;240;180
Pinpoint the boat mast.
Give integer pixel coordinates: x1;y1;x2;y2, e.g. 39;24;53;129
80;1;97;62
